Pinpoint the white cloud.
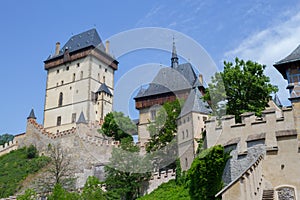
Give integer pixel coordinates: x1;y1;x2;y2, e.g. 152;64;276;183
224;11;300;106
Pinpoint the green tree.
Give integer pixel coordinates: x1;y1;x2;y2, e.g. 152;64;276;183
146;99;181;152
81;176;106;200
0;134;14;146
17;189;37;200
47;184;80;200
100;112;136;141
105;137;151;200
26;144;38;159
204;58;278;122
187;145;230;200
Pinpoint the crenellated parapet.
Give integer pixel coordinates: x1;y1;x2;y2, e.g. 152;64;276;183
206;107;296;154
0;139;18;156
147;169;176;194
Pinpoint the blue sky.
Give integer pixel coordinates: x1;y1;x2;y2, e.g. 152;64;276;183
1;0;300;134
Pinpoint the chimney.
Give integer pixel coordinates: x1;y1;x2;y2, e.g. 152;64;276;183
55;42;60;56
105;41;110;54
199;74;203;85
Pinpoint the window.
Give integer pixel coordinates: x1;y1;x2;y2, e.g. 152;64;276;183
99;64;102;69
72;73;76;82
150;110;156;121
103;76;105;83
71;113;76;123
66;66;69;71
61;80;64;85
185;158;188;168
58;92;63;107
186;129;189;138
80;71;83;79
57;69;59;74
105;68;107;72
182;131;185;139
98;73;100;81
77;63;80;67
203;116;207;122
57;116;61;126
187;116;189;122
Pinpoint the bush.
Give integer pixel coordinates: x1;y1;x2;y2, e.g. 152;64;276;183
26;145;38;159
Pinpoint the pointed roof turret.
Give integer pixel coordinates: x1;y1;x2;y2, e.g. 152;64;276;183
27;109;36;120
179;88;212;117
171;39;179;68
76;111;87;124
96;83;112;96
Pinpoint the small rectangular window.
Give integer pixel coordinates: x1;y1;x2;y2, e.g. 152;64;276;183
80;71;83;79
186;129;189;138
57;116;61;126
71;113;76;123
203;116;207;122
182;131;185;140
66;66;69;71
57;69;59;74
77;63;80;67
105;68;107;72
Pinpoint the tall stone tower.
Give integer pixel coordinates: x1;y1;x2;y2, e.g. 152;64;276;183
43;29;118;133
274;45;300;132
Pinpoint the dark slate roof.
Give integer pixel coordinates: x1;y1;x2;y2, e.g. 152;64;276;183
135;63;201;99
27;109;36;119
179;88;212;117
46;28;105;61
97;83;112;95
76;111;87;124
275;44;300;66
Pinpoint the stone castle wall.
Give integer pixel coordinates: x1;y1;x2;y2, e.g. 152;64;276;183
0;140;18;157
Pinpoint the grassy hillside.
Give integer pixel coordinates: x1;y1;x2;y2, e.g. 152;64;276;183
138;180;190;200
0;146;50;198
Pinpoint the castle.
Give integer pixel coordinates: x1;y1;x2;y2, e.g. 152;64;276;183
2;28;300;200
205;45;300;200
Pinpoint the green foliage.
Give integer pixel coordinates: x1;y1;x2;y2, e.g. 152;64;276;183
204;58;278;122
105;137;151;200
0;147;51;198
17;189;37;200
187;145;230;200
26;145;38;159
81;176;106;200
101;112;136;141
0;133;14;146
47;184;80;200
138;180;190;200
146;99;181;152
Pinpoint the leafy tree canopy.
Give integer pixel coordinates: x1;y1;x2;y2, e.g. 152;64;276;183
203;58;278;122
100;111;136;141
105;137;151;200
0;134;14;146
187;145;230;200
146;99;181;153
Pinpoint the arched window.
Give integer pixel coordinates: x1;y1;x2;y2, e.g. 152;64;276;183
58;92;63;107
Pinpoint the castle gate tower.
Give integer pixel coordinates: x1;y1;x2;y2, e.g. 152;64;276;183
43;29;118;133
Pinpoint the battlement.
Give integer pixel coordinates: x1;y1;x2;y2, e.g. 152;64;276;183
147;169;176;194
0;139;18;156
206;107;296;153
27;118;77;139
